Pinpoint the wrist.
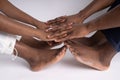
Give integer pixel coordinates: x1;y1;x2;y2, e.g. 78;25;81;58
33;29;41;37
77;10;88;22
76;23;90;38
34;20;45;29
86;21;98;33
32;20;39;27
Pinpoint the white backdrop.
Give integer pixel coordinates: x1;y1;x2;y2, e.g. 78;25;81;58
0;0;120;80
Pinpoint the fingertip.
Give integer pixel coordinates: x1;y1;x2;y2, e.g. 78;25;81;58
45;22;48;25
47;27;53;31
56;39;65;42
64;34;67;37
68;22;74;26
47;35;51;39
45;29;49;32
46;41;52;46
61;19;66;22
67;26;72;29
46;21;52;25
55;39;60;42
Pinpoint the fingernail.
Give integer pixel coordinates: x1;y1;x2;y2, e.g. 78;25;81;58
64;34;67;36
45;29;49;32
48;27;53;30
68;22;74;26
55;40;59;42
67;26;72;29
47;35;51;38
61;19;66;22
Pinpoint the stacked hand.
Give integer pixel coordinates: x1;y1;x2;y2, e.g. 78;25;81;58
34;21;61;45
45;13;89;42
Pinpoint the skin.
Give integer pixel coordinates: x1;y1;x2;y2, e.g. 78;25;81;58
46;0;120;70
15;37;67;71
0;0;65;71
48;4;120;41
20;36;61;49
0;0;119;71
65;31;116;70
47;0;115;27
46;0;116;36
46;0;117;42
0;0;53;41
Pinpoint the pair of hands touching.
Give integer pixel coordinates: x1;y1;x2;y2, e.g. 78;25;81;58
41;13;89;42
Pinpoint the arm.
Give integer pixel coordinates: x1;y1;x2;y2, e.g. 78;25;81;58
87;5;120;33
0;13;38;38
46;5;120;42
47;0;115;26
0;0;42;28
0;13;52;41
77;0;116;21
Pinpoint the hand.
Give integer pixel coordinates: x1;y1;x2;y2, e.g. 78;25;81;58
46;23;89;42
32;21;60;41
32;21;55;41
34;21;50;30
35;28;54;41
47;16;67;26
33;21;62;44
47;13;84;26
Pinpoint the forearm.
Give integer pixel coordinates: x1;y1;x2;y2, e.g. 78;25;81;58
0;0;41;27
0;13;39;38
78;0;115;21
87;5;120;32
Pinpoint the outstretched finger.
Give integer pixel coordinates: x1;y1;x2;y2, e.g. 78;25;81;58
47;19;57;25
55;16;67;23
45;25;64;32
46;25;72;32
47;16;67;25
47;31;68;39
55;35;71;42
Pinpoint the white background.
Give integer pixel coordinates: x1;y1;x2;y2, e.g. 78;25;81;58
0;0;120;80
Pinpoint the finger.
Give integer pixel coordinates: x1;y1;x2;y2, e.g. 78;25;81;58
46;24;72;33
55;35;70;42
46;41;53;46
45;25;59;32
55;16;67;23
47;19;63;25
46;26;61;33
47;19;66;26
47;19;57;25
60;24;72;30
47;16;67;25
52;21;63;25
50;29;73;39
47;24;72;33
47;31;68;39
68;22;74;26
46;41;61;46
65;40;75;45
52;16;68;25
54;32;72;42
